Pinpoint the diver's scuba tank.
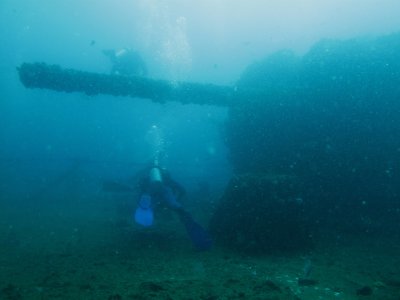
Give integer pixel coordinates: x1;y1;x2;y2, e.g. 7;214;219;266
149;156;162;183
148;156;164;196
149;166;162;183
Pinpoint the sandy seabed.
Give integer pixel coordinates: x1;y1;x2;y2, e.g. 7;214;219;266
0;203;399;300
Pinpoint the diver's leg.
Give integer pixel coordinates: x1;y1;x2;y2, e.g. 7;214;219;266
162;187;212;250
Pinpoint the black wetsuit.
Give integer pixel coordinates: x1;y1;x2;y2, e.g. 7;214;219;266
138;167;186;210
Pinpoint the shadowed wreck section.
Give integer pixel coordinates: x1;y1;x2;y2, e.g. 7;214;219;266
209;173;313;254
218;32;400;253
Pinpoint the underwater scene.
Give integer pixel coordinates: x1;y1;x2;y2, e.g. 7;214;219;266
1;1;400;299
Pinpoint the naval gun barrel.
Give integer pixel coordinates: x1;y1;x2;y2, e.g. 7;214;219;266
17;62;236;106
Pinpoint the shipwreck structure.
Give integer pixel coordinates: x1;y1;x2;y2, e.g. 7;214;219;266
18;32;400;253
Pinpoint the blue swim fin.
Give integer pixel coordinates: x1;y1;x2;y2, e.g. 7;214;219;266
134;194;153;227
179;211;213;251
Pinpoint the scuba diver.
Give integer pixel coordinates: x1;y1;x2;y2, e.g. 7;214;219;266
134;164;213;251
102;47;147;77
